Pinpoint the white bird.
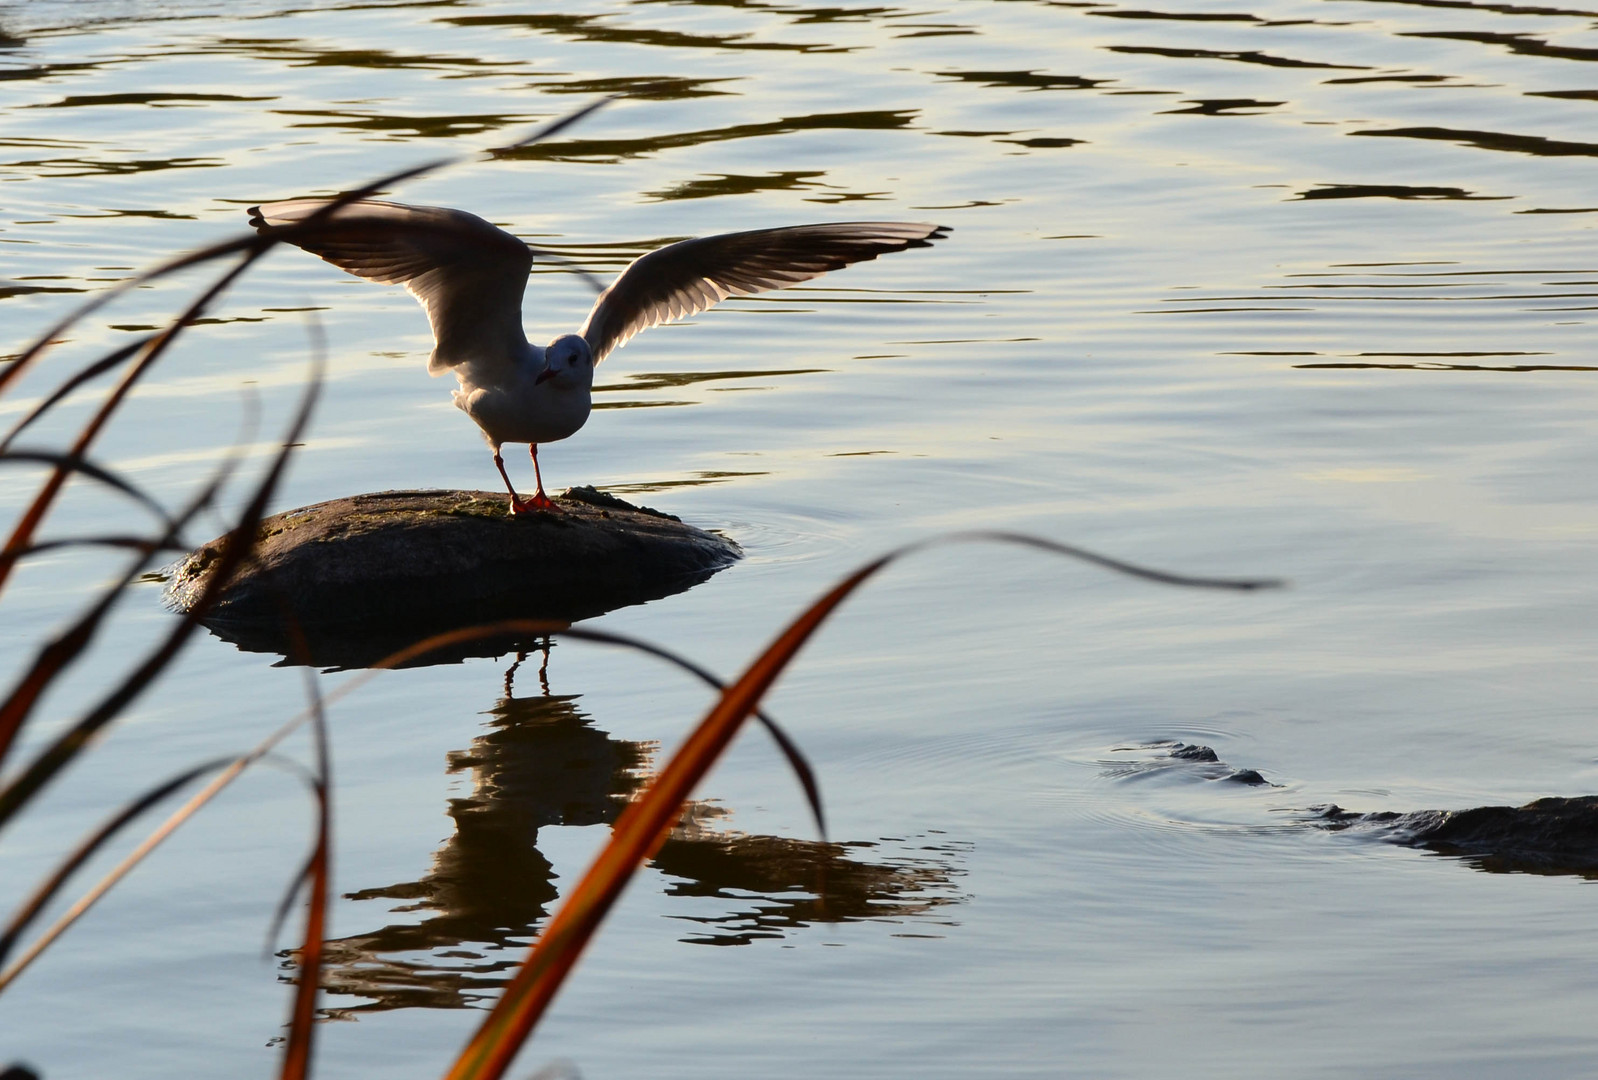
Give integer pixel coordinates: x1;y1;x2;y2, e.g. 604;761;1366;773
247;198;947;513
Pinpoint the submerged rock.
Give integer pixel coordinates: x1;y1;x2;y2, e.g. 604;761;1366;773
166;487;741;667
1316;796;1598;877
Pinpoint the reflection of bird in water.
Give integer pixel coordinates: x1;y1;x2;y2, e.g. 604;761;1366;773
304;654;969;1015
653;804;971;947
248;199;947;513
311;687;652;1014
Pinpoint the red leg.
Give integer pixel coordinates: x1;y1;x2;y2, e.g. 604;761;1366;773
493;449;533;515
524;443;558;511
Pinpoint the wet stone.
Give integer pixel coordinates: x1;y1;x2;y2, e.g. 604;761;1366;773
165;487;741;667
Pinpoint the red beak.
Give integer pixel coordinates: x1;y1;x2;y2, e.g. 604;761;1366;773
535;366;557;385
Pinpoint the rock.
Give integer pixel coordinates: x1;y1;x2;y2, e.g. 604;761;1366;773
1315;796;1598;876
165;487;741;667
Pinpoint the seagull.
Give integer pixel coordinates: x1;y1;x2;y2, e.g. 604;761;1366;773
247;199;947;513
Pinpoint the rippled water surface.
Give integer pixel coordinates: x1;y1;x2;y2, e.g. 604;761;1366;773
4;0;1598;1076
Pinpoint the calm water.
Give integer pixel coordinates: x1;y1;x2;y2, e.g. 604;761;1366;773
4;0;1598;1076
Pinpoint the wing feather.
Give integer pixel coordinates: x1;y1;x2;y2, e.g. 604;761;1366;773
247;199;533;373
578;222;947;364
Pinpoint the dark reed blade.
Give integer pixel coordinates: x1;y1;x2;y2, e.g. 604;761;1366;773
0;751;327;994
261;615;325;957
0;757;236;974
0;335;154;453
1;448;180;536
0;436;247;770
444;534;1279;1080
279;660;331;1080
0;349;323;821
0;251;259;598
0;535;188;569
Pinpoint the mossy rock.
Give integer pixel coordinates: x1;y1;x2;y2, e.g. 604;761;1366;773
166;487;741;667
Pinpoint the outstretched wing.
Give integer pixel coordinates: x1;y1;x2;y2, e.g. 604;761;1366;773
247;199;533;373
578;222;948;364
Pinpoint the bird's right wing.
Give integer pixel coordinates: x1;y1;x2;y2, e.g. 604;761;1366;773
247;199;534;373
578;221;948;364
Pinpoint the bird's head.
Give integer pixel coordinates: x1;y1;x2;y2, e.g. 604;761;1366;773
535;334;595;389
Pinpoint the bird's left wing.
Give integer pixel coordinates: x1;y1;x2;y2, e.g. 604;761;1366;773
578;221;947;364
247;198;534;373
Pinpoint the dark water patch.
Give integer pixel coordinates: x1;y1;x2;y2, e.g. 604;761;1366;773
1295;358;1596;371
1323;72;1460;84
1292;183;1501;200
1352;125;1598;158
440;12;848;53
1161;97;1285;114
892;23;978;38
496;108;918;164
530;73;739;99
1347;0;1598;15
198;37;524;73
596;368;828;393
996;135;1084;148
0;283;83;300
1317;797;1598;877
1139;305;1312;313
1516;206;1598;213
781;5;907;26
1407;29;1598;64
1527;88;1598;101
0;59;104;82
602;470;768;494
273;109;529;139
931;68;1110;92
1104;44;1370;70
56;207;196;220
2;153;224;178
28;91;275;108
644;170;828;201
589;398;696;409
1090;8;1266;21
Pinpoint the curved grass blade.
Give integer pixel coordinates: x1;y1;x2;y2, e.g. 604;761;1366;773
0;534;188;569
1;448;180;535
0;443;245;771
0;335;154;453
279;662;330;1080
0;252;257;598
0;746;323;995
444;534;1280;1080
0;351;322;819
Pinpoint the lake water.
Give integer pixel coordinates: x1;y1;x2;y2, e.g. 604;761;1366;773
4;0;1598;1076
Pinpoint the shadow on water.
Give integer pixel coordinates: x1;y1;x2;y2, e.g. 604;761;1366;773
297;649;969;1015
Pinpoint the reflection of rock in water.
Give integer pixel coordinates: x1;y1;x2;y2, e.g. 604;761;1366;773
308;690;655;1016
302;666;971;1015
